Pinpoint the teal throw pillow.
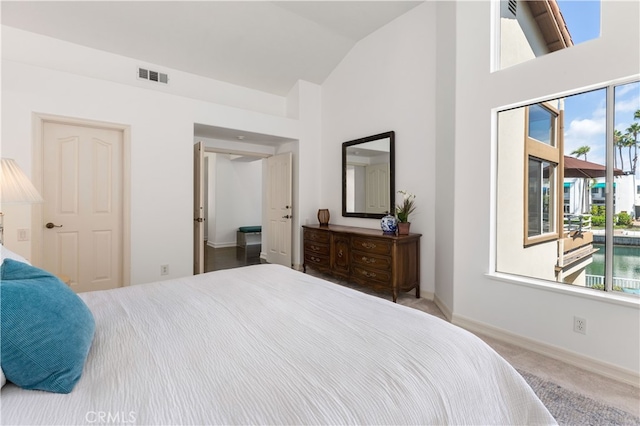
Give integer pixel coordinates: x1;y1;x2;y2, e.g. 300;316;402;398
0;259;95;393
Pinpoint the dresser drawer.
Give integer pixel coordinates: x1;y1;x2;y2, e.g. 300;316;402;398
351;250;392;271
304;229;330;244
304;252;330;268
351;265;392;286
304;240;330;256
351;237;392;256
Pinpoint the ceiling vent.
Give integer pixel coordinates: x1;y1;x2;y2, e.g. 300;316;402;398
507;0;517;17
137;67;168;84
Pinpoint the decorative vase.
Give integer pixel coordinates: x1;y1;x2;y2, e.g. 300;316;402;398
317;209;330;226
397;222;411;235
380;213;398;234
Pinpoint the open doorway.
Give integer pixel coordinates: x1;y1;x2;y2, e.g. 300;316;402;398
194;123;297;273
204;151;264;272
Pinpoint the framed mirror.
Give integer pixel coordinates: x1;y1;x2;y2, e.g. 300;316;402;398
342;131;395;219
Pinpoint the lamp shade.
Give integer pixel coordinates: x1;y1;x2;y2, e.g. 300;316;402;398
1;158;44;204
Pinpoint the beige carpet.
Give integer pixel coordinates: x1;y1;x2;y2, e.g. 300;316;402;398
305;269;640;419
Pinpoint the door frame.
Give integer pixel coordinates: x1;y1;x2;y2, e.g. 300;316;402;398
31;113;131;287
196;145;290;269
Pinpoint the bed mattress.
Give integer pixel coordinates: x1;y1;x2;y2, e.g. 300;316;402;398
0;264;555;425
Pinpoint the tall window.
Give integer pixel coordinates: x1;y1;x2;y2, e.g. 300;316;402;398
496;80;640;296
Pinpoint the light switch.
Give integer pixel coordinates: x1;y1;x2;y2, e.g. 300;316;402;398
17;229;29;241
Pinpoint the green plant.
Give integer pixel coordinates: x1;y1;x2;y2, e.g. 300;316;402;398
590;284;623;292
616;211;633;227
591;216;605;227
395;190;416;223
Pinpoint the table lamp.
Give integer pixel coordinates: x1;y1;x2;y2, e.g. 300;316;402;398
0;158;44;245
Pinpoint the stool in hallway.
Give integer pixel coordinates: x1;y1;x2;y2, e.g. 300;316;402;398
236;226;261;262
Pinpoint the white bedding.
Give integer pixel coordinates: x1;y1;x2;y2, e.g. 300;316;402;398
1;264;555;425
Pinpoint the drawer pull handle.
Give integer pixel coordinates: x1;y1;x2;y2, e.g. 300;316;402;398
361;271;377;278
311;245;321;251
338;249;343;258
362;256;376;264
362;242;377;249
311;256;321;263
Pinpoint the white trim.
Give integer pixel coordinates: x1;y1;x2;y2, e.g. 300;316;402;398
486;272;640;309
417;290;435;303
493;75;640;113
434;293;453;321
206;241;236;249
452;313;640;388
31;113;131;287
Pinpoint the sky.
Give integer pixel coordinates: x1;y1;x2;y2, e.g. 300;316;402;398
558;1;640;179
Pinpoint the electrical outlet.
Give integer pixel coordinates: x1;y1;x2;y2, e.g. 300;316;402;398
160;264;169;276
17;228;29;241
573;316;587;335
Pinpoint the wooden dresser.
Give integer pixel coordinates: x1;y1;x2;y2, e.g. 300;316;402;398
302;224;421;302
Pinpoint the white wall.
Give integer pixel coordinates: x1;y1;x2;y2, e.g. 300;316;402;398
434;1;457;316
1;27;286;117
1;26;299;285
211;154;262;247
287;80;322;268
447;1;640;382
321;2;437;297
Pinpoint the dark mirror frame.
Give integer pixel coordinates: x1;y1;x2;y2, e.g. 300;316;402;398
342;131;395;219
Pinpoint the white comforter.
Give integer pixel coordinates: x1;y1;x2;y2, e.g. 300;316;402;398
1;264;555;425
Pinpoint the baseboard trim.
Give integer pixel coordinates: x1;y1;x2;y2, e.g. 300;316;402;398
207;241;236;249
418;290;435;302
434;294;453;321
452;314;640;388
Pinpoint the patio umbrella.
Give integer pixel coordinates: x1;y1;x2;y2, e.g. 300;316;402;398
563;156;624;178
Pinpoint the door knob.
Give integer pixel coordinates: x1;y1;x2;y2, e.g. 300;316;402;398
282;215;292;219
45;222;63;229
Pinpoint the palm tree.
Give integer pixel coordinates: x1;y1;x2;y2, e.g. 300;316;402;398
570;145;591;161
635;109;640;120
614;129;626;171
627;122;640;174
622;133;635;173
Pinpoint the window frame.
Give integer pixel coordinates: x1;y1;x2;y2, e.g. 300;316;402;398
523;102;563;246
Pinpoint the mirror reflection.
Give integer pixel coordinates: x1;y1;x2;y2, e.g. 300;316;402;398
342;131;394;219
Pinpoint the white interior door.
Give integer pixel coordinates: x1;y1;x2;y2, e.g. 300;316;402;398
42;122;123;292
365;163;390;214
266;152;292;267
194;141;205;274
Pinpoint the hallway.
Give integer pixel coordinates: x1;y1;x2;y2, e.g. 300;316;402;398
204;244;261;272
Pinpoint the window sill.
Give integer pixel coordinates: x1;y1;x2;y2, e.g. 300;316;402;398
486;272;640;309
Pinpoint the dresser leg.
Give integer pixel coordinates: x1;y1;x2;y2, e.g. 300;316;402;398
303;263;306;273
392;291;397;303
416;285;420;298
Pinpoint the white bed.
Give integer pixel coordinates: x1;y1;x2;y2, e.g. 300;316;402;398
1;264;555;425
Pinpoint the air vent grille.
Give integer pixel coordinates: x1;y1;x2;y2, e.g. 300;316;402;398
137;67;168;84
508;0;517;16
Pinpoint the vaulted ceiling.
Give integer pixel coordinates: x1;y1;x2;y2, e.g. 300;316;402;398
1;1;423;96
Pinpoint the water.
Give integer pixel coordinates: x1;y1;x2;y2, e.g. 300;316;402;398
587;244;640;279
